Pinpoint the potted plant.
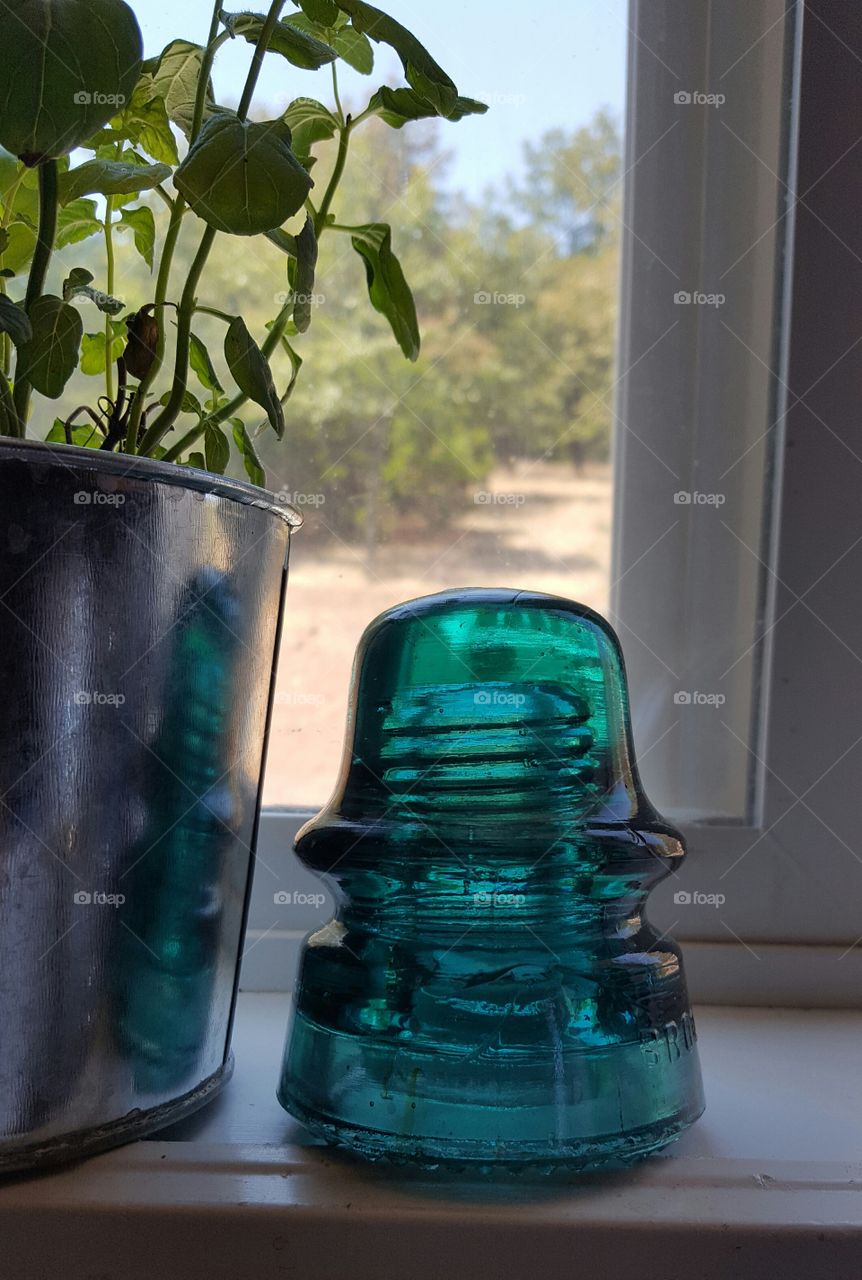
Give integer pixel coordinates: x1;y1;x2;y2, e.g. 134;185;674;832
0;0;485;1172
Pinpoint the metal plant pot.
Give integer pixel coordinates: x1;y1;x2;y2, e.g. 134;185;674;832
0;440;299;1172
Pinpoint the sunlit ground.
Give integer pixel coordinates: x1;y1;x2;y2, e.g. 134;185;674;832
264;461;612;806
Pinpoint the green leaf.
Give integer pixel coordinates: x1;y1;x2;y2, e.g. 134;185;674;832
159;387;204;418
80;334;107;376
224;316;284;438
0;151;39;224
142;41;215;138
59;160;171;205
342;222;419;360
63;266;93;288
365;85;487;128
174;115;313;236
226;12;337;69
56;198;102;249
118;206;156;270
231;417;265;486
16;296;83;398
288;215;318;333
282;96;339;136
0;295;31;346
282;97;339;170
204;425;230;474
186;451;206;469
109;151;168;210
79;324;126;376
296;0;340;24
0;221;37;274
334;1;458;115
0;0;142;163
46;418;103;447
62;267;124;316
189;331;224;394
333;24;374;74
113;83;180;166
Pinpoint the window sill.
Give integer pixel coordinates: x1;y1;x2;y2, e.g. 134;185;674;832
2;994;860;1280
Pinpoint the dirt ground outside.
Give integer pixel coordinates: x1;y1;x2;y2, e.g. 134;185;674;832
263;461;612;805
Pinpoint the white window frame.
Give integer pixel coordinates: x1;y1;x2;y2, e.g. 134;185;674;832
246;0;862;1008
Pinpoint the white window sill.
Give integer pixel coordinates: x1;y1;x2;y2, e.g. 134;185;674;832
2;994;861;1279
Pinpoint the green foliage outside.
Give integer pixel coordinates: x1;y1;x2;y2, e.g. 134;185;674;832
254;110;622;535
0;0;620;540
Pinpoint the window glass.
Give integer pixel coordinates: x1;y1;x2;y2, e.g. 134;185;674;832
252;2;629;803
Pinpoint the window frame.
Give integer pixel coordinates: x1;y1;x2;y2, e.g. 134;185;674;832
247;0;862;1008
614;0;862;999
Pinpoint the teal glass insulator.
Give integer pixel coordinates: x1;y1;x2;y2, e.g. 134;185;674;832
119;571;240;1092
279;589;704;1168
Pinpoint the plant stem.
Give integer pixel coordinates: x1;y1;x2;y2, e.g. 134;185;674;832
124;0;224;453
0;368;20;436
348;106;375;128
160;301;294;462
123;197;183;451
0;166;26;380
11;159;59;432
152;184;175;212
237;0;285;118
194;304;235;323
152;27;355;464
137;0;287;457
103;133;127;404
23;163;58;314
190;7;223;142
137;224;216;454
330;59;345;125
315;118;350;236
161;423;210;463
163;68;354;463
103;194;116;401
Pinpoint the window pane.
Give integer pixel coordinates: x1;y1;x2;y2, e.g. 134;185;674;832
256;2;629;804
612;0;796;823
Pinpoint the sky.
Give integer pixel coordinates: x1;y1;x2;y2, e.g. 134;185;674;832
140;1;629;198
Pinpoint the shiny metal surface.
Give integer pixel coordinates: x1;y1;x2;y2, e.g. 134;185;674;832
0;440;297;1170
